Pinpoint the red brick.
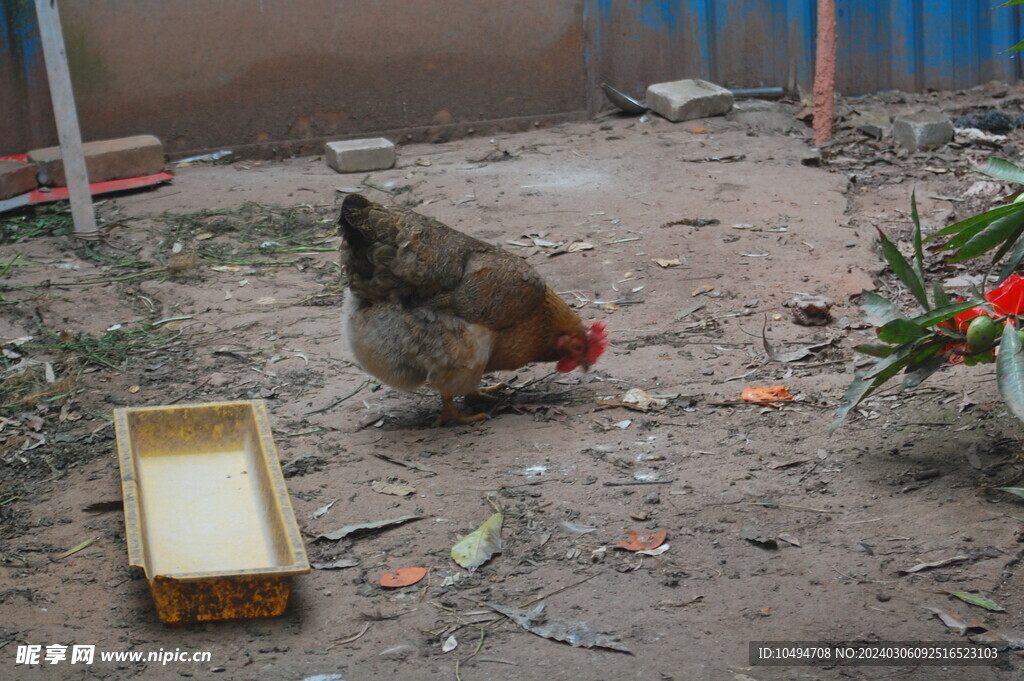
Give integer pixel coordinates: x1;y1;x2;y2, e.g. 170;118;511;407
0;160;38;200
28;135;165;187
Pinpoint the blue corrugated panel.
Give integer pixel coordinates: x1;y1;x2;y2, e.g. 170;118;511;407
589;0;1022;96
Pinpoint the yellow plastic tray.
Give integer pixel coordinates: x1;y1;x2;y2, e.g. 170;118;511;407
114;400;309;623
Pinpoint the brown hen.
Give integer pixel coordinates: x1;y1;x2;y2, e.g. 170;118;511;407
339;193;607;425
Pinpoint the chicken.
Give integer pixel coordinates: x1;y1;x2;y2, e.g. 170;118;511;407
339;193;608;425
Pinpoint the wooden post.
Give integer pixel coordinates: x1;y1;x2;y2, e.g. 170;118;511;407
34;0;99;240
813;0;837;146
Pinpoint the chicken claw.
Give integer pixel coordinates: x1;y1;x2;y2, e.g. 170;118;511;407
438;397;489;426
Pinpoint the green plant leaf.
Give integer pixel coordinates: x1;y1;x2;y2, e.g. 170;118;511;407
451;512;503;571
974;157;1024;185
996;230;1024;284
1003;0;1024;8
853;343;896;358
876;226;929;309
833;339;932;432
929;202;1021;245
877;319;929;344
902;341;948;389
995;487;1024;499
943;590;1006;612
932;282;952;309
997;322;1024;424
910;191;926;285
911;300;983;328
950;209;1024;262
859;290;908;326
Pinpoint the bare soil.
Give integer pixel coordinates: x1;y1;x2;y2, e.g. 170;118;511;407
4;87;1024;681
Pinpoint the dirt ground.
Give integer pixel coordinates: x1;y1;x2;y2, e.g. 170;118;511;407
5;86;1024;681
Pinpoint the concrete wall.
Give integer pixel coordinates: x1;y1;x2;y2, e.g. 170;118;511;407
2;0;1021;158
2;0;588;157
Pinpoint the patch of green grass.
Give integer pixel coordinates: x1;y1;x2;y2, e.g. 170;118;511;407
0;205;74;244
23;324;179;372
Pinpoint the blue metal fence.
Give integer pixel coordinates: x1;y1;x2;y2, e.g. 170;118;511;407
587;0;1022;97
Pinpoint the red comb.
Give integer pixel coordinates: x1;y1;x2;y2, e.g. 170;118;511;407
585;320;608;365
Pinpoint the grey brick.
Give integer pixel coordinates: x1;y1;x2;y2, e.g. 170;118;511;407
325;138;396;173
892;112;954;151
645;79;734;123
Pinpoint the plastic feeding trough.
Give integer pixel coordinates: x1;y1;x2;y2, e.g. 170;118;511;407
113;400;309;624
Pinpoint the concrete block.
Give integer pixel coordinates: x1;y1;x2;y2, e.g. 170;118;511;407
28;135;165;186
645;79;734;122
0;160;38;200
892;112;954;151
325;138;396;173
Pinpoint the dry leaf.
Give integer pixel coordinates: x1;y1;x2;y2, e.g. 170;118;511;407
900;555;969;574
776;533;802;547
451;512;503;571
922;606;988;635
441;635;458;653
615;528;668;551
636;544;671;557
311;558;360;570
740;385;792;406
312;500;336;519
654;258;682;268
316;514;423;541
739;526;778;549
486;601;632;654
566;241;595;253
380;566;427;588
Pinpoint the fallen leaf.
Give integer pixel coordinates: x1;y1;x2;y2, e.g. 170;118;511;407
380;566;427;588
922;606;988;635
776;533;802;547
622;388;671;411
944;590;1006;612
654;258;682;268
195;231;215;240
996;487;1024;500
637;544;671;557
312;500;336;519
441;635;458;653
451;512;503;571
740;385;792;406
739;526;779;549
566;241;595;253
558;521;597;535
899;555;969;574
970;630;1024;651
311;558;360;570
371;480;416;497
615;528;668;551
58;536;97;559
486;601;632;654
315;514;423;541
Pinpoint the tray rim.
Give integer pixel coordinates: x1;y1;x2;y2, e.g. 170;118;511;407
114;399;310;580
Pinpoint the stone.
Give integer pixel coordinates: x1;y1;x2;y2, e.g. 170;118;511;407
645;79;734;122
28;135;165;187
325;138;396;173
0;160;38;200
891;112;954;151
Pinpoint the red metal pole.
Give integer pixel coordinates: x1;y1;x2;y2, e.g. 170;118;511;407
813;0;837;146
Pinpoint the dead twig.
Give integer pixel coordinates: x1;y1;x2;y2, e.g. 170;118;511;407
305;378;370;415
